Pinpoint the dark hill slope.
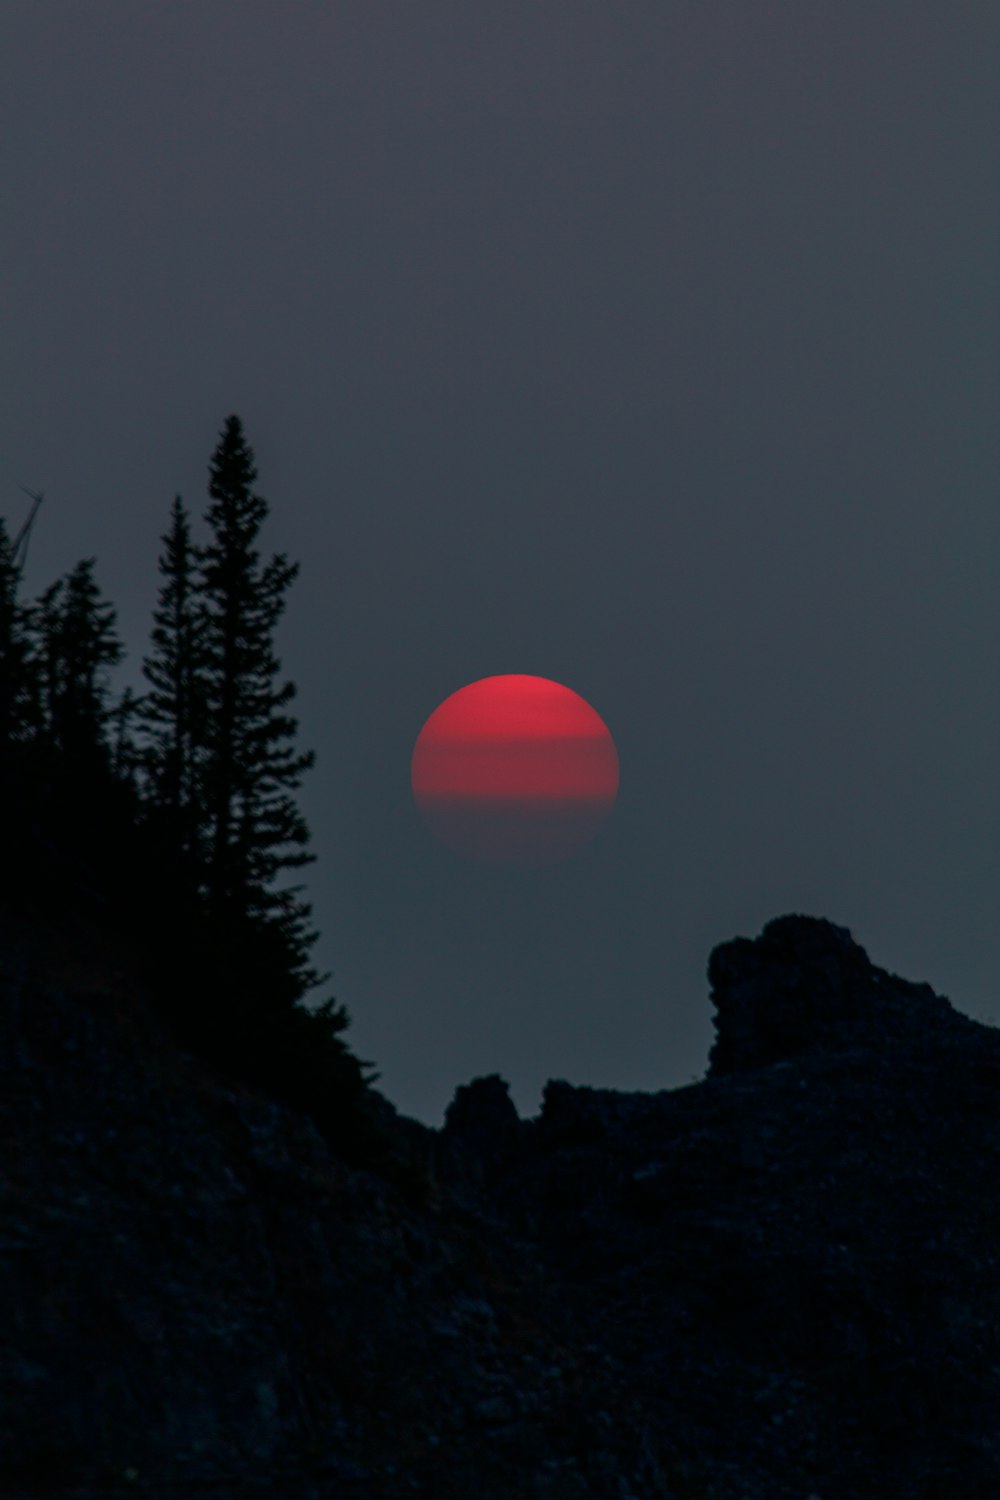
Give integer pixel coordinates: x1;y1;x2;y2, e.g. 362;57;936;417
2;907;998;1499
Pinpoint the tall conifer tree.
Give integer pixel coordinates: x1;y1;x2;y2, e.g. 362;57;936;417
198;416;321;992
32;559;122;766
137;496;209;871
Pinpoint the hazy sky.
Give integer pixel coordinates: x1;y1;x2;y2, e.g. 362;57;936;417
2;2;997;1126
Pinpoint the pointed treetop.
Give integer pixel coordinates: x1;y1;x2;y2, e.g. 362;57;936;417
209;416;257;494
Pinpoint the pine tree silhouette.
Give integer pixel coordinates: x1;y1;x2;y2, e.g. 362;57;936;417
197;415;322;997
137;496;210;876
31;559;122;768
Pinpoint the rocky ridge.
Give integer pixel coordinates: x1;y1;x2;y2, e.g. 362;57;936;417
1;906;998;1499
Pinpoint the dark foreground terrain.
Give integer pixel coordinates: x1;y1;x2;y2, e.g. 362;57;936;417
1;896;998;1499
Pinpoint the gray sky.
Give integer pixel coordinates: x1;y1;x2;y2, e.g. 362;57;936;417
2;1;997;1126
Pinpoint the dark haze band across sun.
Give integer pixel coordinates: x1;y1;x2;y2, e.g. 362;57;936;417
411;675;619;866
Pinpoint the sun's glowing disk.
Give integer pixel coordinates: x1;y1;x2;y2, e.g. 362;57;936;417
411;675;619;865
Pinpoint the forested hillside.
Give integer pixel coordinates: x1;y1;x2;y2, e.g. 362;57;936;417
1;419;390;1173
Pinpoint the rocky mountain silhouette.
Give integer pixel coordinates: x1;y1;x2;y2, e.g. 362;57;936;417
2;886;998;1499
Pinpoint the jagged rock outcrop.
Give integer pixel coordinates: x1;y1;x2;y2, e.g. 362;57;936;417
443;1072;521;1150
437;1072;526;1200
706;913;964;1074
2;906;999;1499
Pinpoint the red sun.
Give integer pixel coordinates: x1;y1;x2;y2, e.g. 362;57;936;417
411;675;619;866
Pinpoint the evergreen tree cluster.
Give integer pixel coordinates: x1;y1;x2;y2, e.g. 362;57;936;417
0;417;385;1166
